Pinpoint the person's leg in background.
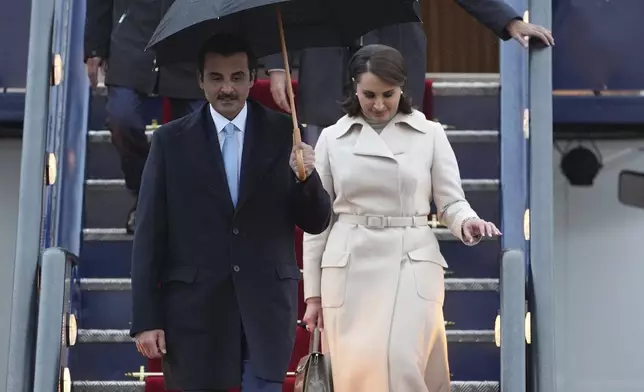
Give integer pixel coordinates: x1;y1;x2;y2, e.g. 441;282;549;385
105;85;149;233
301;124;323;147
294;46;349;148
169;98;206;120
120;97;203;234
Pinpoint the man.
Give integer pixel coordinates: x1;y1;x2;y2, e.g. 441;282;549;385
264;0;555;146
129;33;332;392
84;0;205;233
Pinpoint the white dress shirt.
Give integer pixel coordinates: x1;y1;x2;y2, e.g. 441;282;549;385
210;103;247;179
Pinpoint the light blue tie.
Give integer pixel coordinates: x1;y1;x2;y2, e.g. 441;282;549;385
221;123;239;206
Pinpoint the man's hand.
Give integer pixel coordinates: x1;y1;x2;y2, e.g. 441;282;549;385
506;20;555;48
268;70;291;113
134;329;166;359
86;56;105;88
290;142;315;178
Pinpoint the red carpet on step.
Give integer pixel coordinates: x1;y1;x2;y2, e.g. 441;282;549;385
150;78;433;392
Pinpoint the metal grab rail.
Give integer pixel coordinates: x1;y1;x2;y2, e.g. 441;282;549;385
5;0;55;389
33;248;79;392
499;249;527;392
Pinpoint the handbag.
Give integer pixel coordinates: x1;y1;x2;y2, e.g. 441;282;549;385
293;323;333;392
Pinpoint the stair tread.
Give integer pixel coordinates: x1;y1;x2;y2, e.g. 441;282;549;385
77;328;495;344
80;277;499;292
85;178;500;191
82;227;497;242
432;81;500;96
87;129;499;143
72;380;500;392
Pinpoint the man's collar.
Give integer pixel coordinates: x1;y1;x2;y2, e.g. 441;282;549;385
209;102;248;133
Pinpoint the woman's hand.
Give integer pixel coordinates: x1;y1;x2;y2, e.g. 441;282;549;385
303;297;324;332
463;218;502;243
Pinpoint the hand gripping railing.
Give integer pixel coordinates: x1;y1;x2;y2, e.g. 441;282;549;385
499;249;527;392
33;248;79;392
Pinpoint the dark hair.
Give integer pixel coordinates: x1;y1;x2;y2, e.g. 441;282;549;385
341;44;413;117
197;33;258;79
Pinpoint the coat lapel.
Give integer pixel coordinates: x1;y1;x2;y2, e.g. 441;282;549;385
339;111;429;160
341;115;396;160
236;101;284;212
183;105;234;213
380;112;428;156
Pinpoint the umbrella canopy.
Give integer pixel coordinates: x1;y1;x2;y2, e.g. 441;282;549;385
147;0;419;65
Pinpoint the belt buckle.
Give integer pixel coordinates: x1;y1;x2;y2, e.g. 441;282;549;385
365;215;386;229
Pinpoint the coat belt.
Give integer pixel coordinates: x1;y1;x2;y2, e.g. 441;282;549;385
337;214;428;229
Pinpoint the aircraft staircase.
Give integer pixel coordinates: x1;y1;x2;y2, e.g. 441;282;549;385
70;72;506;392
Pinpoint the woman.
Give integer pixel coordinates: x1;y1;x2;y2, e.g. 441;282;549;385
300;44;501;392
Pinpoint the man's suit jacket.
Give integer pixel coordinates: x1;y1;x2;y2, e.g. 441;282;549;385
84;0;203;99
129;101;332;390
263;0;519;127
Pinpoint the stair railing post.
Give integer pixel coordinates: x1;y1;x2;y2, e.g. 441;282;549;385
500;0;530;256
528;0;556;389
500;249;527;392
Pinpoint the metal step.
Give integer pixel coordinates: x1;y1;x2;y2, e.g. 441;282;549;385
444;130;498;143
72;380;499;392
79;277;499;292
87;129;499;144
432;81;500;96
425;73;500;83
77;328;494;344
86;178;500;192
83;227;497;242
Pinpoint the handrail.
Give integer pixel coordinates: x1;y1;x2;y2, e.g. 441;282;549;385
5;0;56;389
499;0;529;257
33;248;78;392
54;0;91;255
7;0;89;387
528;0;555;389
499;249;527;392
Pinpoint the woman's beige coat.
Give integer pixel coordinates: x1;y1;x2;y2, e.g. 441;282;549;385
302;110;481;392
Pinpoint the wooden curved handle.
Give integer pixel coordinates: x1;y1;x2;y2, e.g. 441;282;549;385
295;149;306;181
277;7;307;182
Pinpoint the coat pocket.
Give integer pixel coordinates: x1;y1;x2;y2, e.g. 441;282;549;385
160;266;209;332
161;265;199;284
320;250;350;308
407;245;446;304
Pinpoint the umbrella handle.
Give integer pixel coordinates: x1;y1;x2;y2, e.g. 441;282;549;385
276;6;307;181
294;132;306;180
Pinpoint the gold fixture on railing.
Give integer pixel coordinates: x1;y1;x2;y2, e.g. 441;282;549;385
494;311;532;347
46;153;57;185
523;209;530;241
52;54;63;86
61;367;71;392
494;314;501;348
525;311;532;344
429;214;441;229
66;313;77;347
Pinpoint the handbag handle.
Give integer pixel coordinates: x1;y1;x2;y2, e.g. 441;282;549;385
309;325;321;354
297;320;322;354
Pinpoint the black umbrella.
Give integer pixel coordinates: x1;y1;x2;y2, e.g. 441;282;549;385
147;0;419;64
147;0;419;179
